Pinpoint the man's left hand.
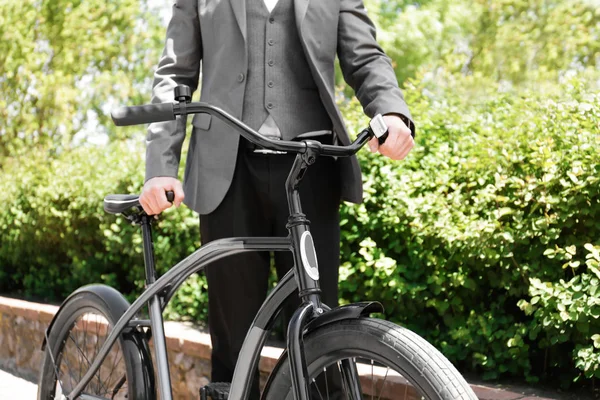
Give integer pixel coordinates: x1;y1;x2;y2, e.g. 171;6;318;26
368;114;414;160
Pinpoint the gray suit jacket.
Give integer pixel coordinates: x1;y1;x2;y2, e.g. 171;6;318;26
146;0;414;215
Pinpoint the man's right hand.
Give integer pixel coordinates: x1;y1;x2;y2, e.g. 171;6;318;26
139;177;185;215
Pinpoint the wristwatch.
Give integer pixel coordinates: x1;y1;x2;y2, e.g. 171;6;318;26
370;113;415;145
369;114;389;145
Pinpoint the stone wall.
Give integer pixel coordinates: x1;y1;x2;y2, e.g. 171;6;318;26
0;296;553;400
0;296;282;398
0;297;57;383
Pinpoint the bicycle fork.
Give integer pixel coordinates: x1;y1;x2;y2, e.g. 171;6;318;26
287;301;364;400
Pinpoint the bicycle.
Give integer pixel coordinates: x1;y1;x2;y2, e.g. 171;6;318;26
37;85;478;400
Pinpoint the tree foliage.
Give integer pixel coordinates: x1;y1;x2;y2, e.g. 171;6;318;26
0;0;163;160
362;0;600;85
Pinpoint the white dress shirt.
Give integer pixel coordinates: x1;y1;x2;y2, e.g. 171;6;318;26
263;0;280;12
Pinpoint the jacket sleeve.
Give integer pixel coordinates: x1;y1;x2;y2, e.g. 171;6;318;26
337;0;415;136
145;0;202;182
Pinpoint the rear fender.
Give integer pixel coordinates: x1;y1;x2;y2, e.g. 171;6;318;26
41;284;134;350
41;284;156;399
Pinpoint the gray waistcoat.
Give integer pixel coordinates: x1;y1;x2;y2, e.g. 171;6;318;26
241;0;332;140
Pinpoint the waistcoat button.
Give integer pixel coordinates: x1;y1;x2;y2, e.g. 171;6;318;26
237;73;245;82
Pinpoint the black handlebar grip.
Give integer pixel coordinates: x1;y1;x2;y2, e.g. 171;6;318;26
111;103;176;126
378;131;389;145
166;191;175;203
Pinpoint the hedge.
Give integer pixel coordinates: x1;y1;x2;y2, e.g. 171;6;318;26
0;74;598;389
336;73;599;388
0;143;204;319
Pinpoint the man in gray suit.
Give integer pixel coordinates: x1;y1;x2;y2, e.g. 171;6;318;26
139;0;415;396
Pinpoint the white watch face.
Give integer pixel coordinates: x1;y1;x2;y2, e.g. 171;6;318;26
300;231;319;281
369;114;388;138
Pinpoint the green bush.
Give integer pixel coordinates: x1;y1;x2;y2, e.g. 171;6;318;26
336;72;599;387
0;141;206;320
0;73;598;389
520;243;600;382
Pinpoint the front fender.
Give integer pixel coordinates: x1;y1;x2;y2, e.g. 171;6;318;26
260;301;384;400
304;301;384;334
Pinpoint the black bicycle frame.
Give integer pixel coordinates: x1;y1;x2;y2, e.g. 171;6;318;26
61;96;377;399
65;151;340;400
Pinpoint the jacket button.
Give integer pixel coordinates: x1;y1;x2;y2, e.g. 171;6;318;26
267;103;273;109
268;81;274;88
268;60;274;66
268;39;274;46
237;73;245;82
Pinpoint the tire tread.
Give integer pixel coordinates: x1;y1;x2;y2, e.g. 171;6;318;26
264;317;478;400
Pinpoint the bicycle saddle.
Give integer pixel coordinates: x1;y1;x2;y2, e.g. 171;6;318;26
103;194;141;215
103;191;175;216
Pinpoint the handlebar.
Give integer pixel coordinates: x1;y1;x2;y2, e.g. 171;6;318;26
111;97;388;158
111;103;176;126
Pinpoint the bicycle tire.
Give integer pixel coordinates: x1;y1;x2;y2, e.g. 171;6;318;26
38;290;155;400
263;318;477;400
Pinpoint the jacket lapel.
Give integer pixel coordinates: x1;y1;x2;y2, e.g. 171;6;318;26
230;0;247;43
294;0;310;34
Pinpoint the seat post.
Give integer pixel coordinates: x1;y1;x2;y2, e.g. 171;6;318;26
140;214;174;400
140;215;158;285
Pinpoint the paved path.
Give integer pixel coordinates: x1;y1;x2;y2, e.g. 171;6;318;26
0;369;37;399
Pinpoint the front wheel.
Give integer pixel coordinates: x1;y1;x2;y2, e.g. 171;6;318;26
263;318;477;400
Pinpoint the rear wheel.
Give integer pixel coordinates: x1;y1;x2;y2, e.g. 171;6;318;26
38;290;154;400
263;318;477;400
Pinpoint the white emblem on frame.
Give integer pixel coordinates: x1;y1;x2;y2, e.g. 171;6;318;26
300;231;319;280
